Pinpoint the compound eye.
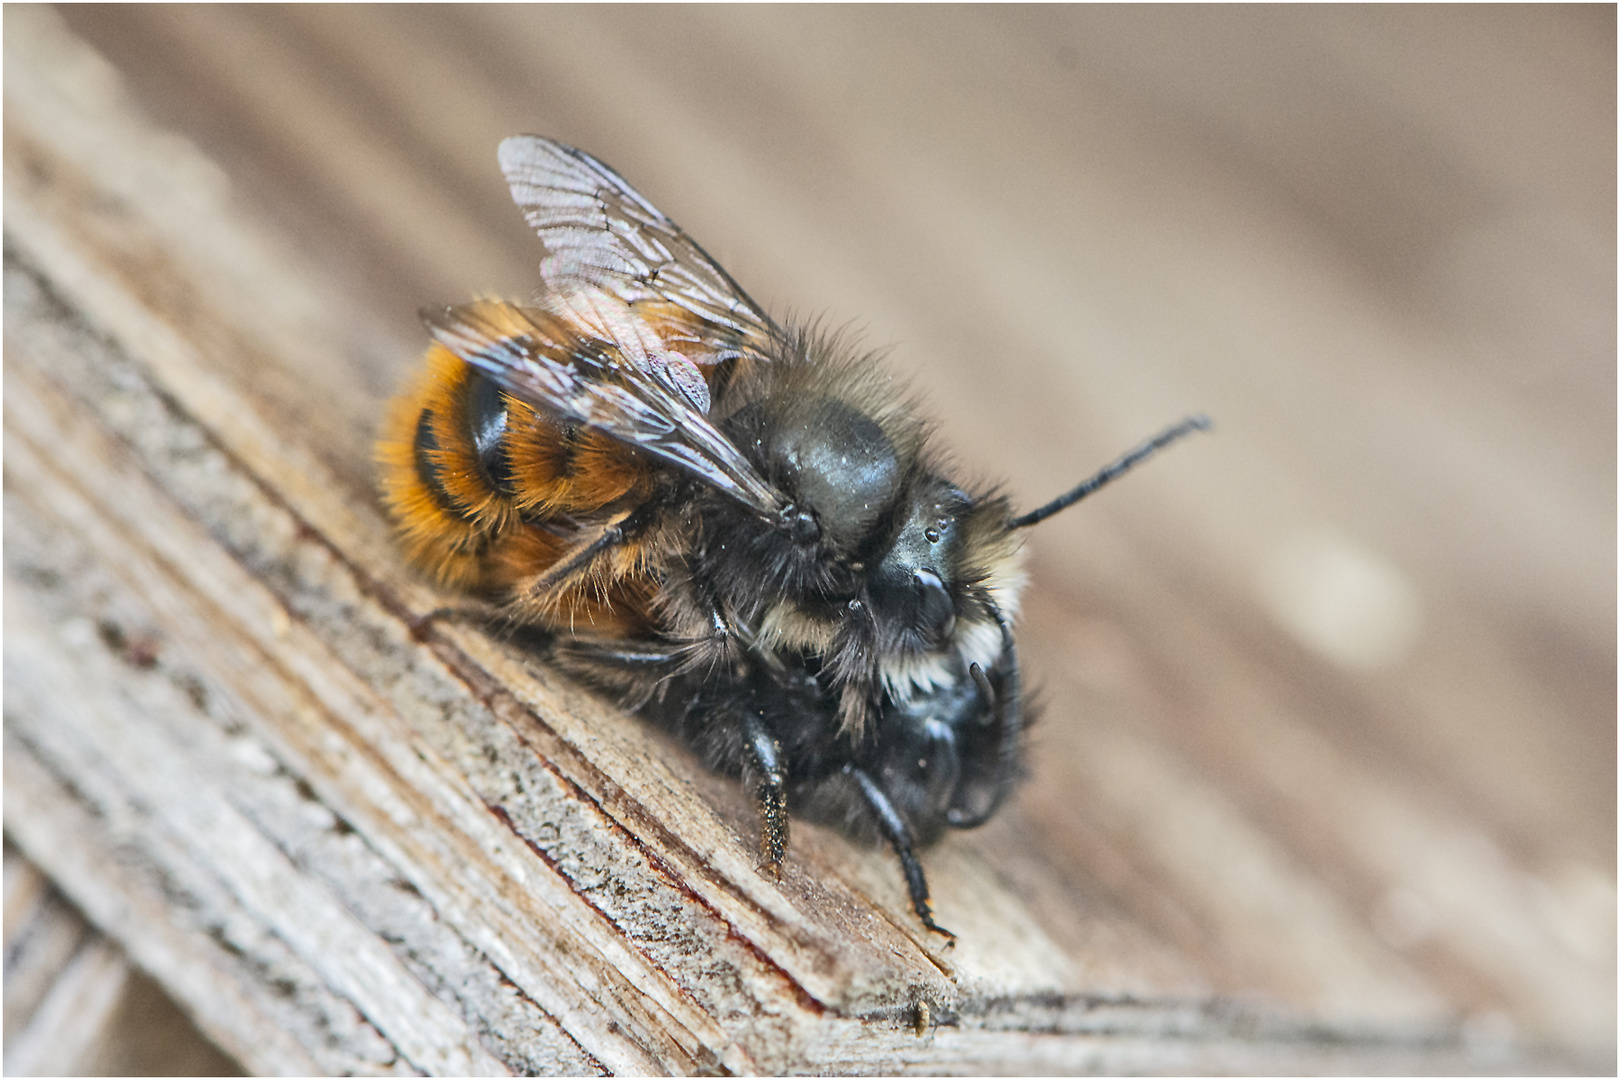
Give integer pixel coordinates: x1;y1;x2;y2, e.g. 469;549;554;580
913;567;956;645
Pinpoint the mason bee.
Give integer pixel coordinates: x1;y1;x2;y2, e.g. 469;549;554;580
379;136;1206;937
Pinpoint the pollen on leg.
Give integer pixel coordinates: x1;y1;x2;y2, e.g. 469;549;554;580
757;775;789;875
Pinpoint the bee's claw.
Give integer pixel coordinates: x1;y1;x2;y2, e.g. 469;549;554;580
408;606;453;641
920;910;957;944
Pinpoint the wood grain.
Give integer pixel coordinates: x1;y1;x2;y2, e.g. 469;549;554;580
3;842;242;1076
5;5;1611;1073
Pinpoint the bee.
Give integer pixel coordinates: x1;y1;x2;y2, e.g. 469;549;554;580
379;136;1206;938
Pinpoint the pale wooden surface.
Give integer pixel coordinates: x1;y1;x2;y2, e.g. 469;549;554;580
3;842;243;1077
4;5;1612;1074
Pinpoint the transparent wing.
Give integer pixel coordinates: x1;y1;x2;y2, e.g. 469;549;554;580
499;135;778;364
424;301;787;517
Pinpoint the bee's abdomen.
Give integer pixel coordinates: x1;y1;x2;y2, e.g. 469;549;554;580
377;344;655;604
465;369;519;497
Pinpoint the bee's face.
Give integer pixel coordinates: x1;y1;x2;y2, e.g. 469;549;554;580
868;478;973;653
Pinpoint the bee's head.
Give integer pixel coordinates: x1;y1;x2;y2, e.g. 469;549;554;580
866;477;975;651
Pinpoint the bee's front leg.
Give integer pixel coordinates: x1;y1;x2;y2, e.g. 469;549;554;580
847;766;955;942
741;712;789;875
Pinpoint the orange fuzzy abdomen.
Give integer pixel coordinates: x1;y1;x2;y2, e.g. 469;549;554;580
376;342;661;634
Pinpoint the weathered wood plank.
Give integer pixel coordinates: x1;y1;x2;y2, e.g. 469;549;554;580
2;843;244;1077
4;5;1610;1074
3;846;127;1077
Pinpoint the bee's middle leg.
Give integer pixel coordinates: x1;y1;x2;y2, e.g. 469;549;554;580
741;712;788;875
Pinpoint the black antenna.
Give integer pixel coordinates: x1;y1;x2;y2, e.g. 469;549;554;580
1008;414;1210;530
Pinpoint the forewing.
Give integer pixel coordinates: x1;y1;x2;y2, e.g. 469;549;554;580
424;301;786;517
499;135;777;364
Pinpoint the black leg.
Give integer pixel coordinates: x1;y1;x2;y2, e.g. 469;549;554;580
525;501;661;601
563;642;685;669
948;612;1023;830
848;766;955;941
407;600;505;641
742;712;789;874
566;606;738;671
526;518;630;599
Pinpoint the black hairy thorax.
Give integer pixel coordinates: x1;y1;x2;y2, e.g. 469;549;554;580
680;336;1017;740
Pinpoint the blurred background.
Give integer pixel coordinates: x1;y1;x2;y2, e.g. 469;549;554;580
15;4;1616;1070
